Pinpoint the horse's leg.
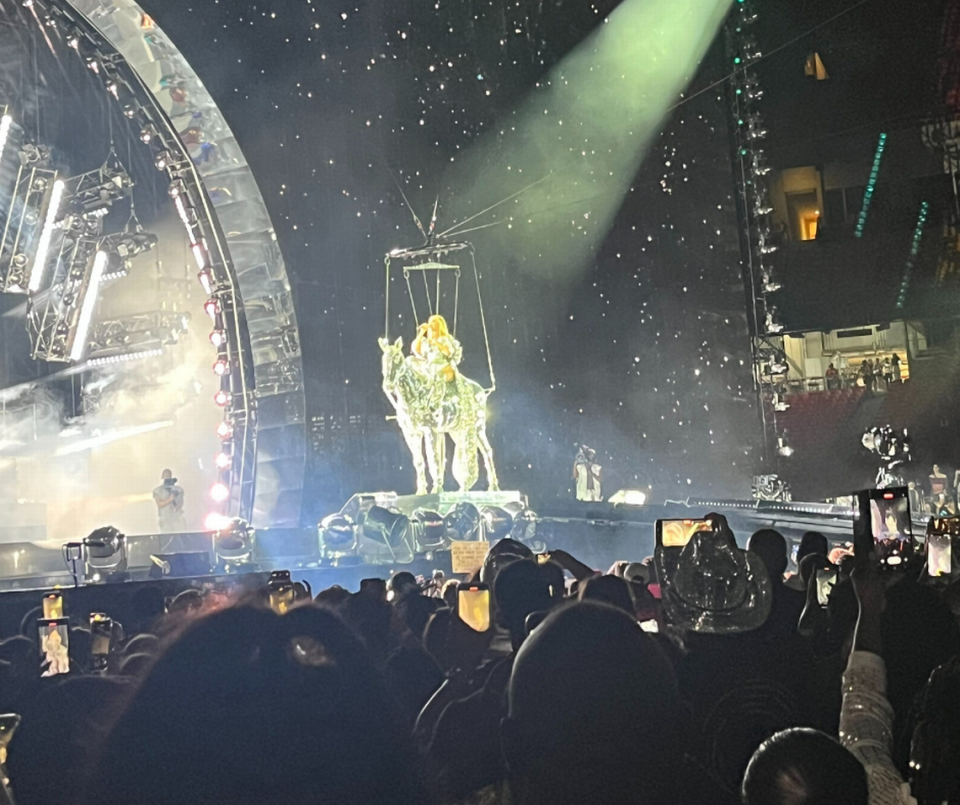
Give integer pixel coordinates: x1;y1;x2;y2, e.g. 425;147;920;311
452;429;480;492
402;425;428;496
476;409;499;491
426;430;446;495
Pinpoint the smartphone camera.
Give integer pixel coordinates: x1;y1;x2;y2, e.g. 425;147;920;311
815;566;837;607
457;583;491;632
927;518;956;578
38;619;70;677
855;487;915;569
90;613;113;659
42;593;64;620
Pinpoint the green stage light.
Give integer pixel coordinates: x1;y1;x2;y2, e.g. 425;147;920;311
441;0;732;291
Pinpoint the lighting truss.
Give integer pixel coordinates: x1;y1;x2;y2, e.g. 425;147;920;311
85;308;190;363
27;235;102;362
0;154;59;294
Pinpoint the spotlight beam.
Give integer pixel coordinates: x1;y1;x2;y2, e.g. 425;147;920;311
444;0;732;285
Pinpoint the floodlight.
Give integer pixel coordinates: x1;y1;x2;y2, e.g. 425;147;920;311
210;482;229;503
214;390;231;407
444;502;482;541
213;358;230;376
412;508;446;552
480;506;513;540
82;526;127;581
216;420;233;439
214;451;231;469
213;518;256;570
319;513;357;559
210;329;226;347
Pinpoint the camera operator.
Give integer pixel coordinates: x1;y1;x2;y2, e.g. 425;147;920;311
153;469;186;535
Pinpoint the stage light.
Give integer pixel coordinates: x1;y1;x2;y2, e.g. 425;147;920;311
140;124;158;143
210;329;226;347
197;267;214;294
82;526;128;581
412;508;446;553
27;178;65;293
191;243;208;271
210;482;230;503
319;513;357;559
214;389;232;407
444;502;482;541
155;150;171;171
66;32;81;49
777;437;794;457
217;420;234;439
70;250;107;362
214;451;232;470
168;178;186;198
0;114;12;165
204;512;231;532
609;489;647;506
213;517;256;570
480;506;513;540
204;297;221;319
213;358;230;376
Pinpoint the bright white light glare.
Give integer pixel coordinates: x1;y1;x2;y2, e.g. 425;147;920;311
214;390;232;406
216;420;233;438
192;244;207;271
174;195;197;244
210;482;230;503
204;512;231;531
0;115;13;165
204;298;220;320
87;347;163;367
70;250;107;362
210;329;226;347
214;451;232;469
608;489;646;506
213;358;229;376
28;178;65;292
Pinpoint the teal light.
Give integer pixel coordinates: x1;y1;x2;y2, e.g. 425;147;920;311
895;201;929;309
855;132;888;238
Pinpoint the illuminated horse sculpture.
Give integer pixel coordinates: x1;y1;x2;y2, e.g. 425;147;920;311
380;334;499;495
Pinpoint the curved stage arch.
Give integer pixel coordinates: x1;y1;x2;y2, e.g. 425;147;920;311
9;0;306;528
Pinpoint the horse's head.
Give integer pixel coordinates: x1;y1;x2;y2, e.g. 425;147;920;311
379;336;404;389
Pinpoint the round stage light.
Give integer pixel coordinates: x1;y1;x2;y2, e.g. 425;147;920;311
216;420;234;439
214;451;232;469
213;358;230;377
214;390;232;407
210;482;230;503
210;329;226;347
203;298;221;319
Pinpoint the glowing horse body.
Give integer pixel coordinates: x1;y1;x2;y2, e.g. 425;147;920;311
379;336;499;495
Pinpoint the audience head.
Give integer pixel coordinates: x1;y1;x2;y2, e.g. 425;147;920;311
797;531;828;565
577;574;634;616
480;538;533;586
504;602;683;805
747;529;788;582
387;571;419;602
83;604;427;805
742;728;868;805
493;559;554;648
8;676;130;805
909;657;960;805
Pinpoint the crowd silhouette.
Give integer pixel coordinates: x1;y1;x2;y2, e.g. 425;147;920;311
0;516;959;805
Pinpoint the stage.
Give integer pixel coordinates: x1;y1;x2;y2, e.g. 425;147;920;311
0;492;888;634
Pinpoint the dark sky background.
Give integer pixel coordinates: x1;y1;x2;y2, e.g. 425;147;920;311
146;0;760;517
